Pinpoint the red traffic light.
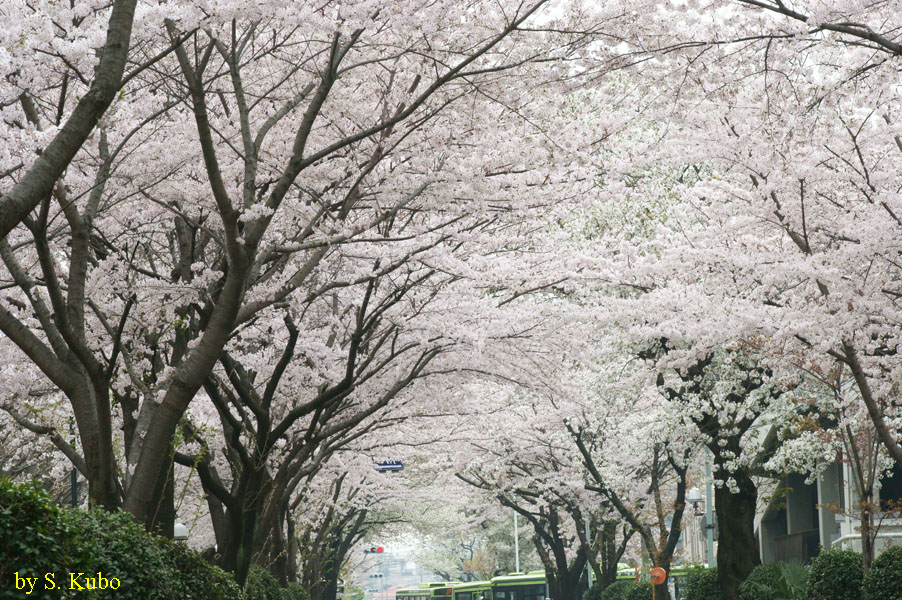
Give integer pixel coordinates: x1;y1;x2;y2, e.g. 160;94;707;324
376;546;383;553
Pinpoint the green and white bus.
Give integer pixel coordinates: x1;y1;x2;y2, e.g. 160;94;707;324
490;572;548;600
397;582;460;600
451;581;492;600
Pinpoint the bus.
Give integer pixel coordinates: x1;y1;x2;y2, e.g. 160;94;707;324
397;566;704;600
396;582;461;600
452;581;492;600
490;572;548;600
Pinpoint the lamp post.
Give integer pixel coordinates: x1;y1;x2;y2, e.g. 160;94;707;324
513;511;520;573
585;516;592;589
705;449;715;568
69;417;77;507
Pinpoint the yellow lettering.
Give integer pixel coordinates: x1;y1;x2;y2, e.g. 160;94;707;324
45;572;56;590
110;577;121;590
70;572;84;590
14;572;37;594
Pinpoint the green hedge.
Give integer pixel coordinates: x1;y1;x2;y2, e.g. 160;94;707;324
0;479;243;600
164;539;245;600
246;565;284;600
284;582;311;600
684;565;724;600
739;563;782;600
245;567;311;600
600;580;635;600
624;582;652;600
584;581;603;600
738;562;807;600
808;548;862;600
863;546;902;600
0;478;72;599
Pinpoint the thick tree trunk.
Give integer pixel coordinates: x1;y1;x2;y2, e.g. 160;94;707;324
546;571;585;600
73;382;120;511
123;255;250;523
598;522;620;590
654;559;672;600
142;449;176;537
714;471;759;600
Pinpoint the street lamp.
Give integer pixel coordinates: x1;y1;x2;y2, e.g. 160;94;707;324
174;522;189;541
687;487;704;516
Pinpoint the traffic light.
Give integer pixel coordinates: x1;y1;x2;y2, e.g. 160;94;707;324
363;546;384;554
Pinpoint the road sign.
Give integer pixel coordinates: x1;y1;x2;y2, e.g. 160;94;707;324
375;460;403;472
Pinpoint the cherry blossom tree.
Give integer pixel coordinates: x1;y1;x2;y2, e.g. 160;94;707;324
0;0;605;532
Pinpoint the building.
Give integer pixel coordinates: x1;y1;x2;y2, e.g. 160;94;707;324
755;461;902;563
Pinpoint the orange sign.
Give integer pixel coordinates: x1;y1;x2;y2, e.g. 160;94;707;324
650;567;667;585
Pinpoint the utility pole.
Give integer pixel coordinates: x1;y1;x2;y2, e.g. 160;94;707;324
705;448;715;568
585;516;592;589
69;417;77;507
513;511;520;572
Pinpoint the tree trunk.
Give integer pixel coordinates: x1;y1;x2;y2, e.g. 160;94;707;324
654;558;671;600
73;382;120;511
860;500;873;572
546;571;585;600
142;446;176;537
714;471;759;600
598;522;620;590
543;552;587;600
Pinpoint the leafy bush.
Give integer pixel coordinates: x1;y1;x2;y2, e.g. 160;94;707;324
807;547;862;600
284;582;310;600
246;565;284;600
684;565;724;600
63;507;178;599
738;562;807;600
283;582;310;600
1;480;246;600
164;539;245;600
600;580;635;600
863;546;902;600
0;479;72;599
624;582;653;600
585;581;603;600
740;564;783;600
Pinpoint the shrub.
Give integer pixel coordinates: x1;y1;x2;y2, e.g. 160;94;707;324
163;539;245;600
600;580;635;600
283;582;310;600
624;582;653;600
245;565;284;600
863;546;902;600
64;507;187;599
738;562;807;600
684;565;724;600
0;480;245;600
740;564;783;600
0;479;73;600
585;581;603;600
807;547;862;600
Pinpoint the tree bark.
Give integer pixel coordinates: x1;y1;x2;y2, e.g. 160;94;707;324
0;0;138;239
713;470;759;600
